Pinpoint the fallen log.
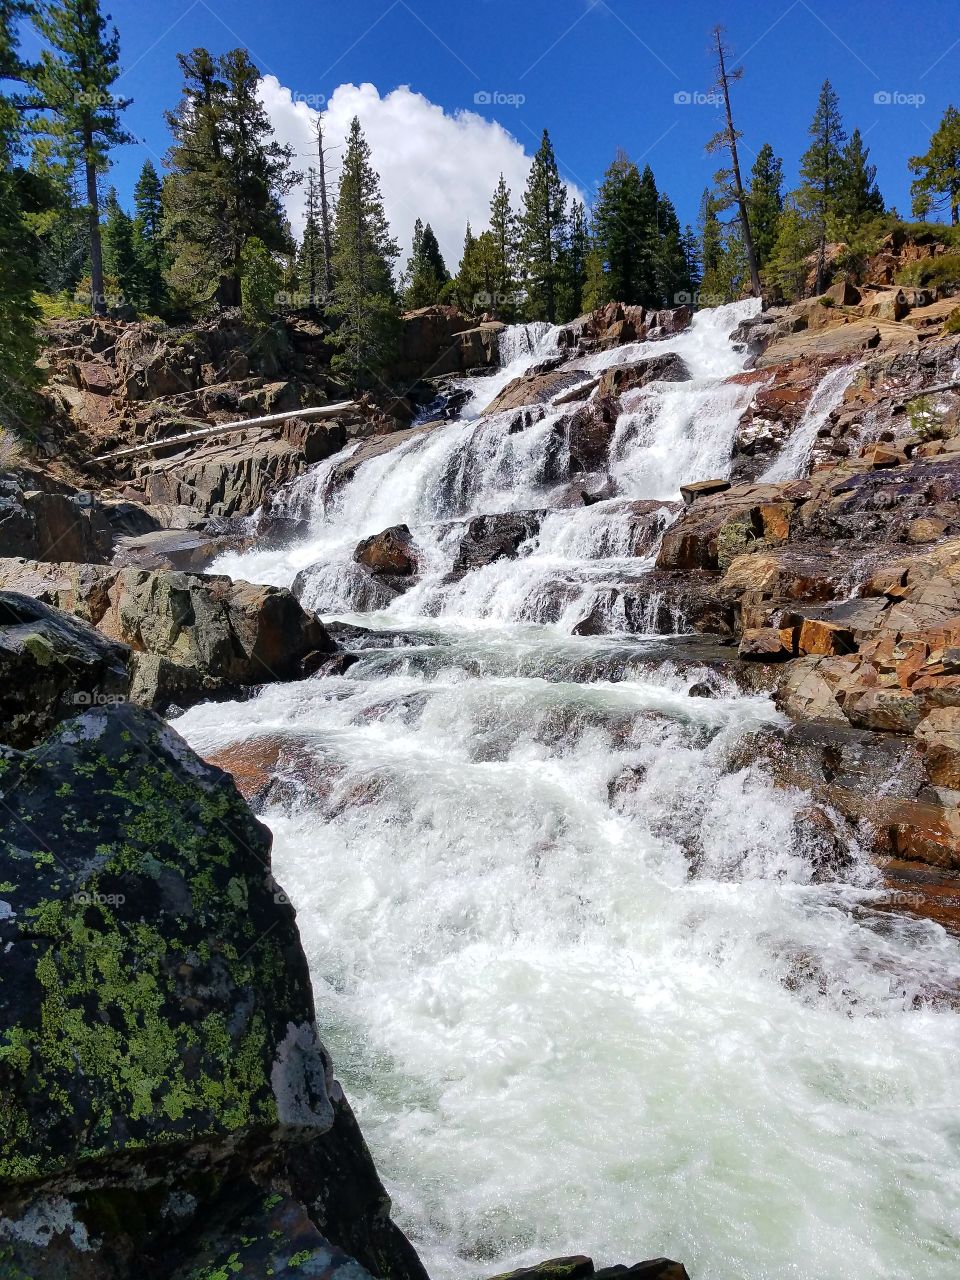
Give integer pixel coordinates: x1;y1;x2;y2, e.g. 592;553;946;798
88;402;359;465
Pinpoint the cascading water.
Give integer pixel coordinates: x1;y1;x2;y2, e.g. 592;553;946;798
180;301;960;1280
760;364;858;482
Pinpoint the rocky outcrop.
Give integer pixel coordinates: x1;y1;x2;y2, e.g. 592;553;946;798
483;364;590;416
131;421;348;519
0;700;427;1280
0;468;112;564
392;306;505;381
0;560;335;711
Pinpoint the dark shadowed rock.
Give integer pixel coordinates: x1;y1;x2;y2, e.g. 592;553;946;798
0;591;131;749
453;511;543;571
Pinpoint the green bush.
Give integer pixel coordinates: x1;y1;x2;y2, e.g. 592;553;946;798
906;395;945;441
945;307;960;335
896;253;960;288
33;291;88;320
0;427;26;470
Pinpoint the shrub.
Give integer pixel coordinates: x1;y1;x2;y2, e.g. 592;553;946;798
945;307;960;335
907;395;945;441
0;426;26;470
895;252;960;289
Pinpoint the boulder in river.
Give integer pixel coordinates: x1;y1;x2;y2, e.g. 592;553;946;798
354;524;419;577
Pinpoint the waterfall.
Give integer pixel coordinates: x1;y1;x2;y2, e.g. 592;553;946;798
760;364;858;482
181;300;960;1280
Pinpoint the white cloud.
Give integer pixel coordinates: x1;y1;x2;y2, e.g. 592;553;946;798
258;77;584;274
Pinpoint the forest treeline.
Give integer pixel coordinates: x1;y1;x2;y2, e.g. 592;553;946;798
3;0;960;413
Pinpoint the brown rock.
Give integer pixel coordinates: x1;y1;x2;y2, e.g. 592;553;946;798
906;517;949;544
843;687;924;734
916;707;960;788
776;656;848;723
739;628;794;661
354;525;418;577
597;351;690;398
680;479;731;506
798;617;855;657
890;800;960;870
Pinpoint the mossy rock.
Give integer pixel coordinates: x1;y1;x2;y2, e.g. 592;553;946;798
0;703;333;1187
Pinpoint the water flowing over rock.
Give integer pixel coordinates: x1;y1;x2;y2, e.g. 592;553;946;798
17;290;960;1280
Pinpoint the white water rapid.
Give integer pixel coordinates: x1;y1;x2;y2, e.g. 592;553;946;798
178;302;960;1280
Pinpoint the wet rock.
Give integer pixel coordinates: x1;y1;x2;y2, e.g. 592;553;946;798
483;367;590;416
0;703;428;1280
452;511;543;571
567;395;620;473
354;524;418;576
597;351;690;398
739;627;795;660
0;591;131;749
488;1257;689;1280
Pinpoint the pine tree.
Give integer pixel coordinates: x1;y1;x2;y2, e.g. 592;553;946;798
489;173;518;318
655;192;692;307
592;151;657;307
240;236;282;326
456;224;498;313
520;129;568;322
698;188;723;282
27;0;132;316
164;47;298;308
909;105;960;226
102;187;142;309
327;116;400;388
557;198;588;321
298;168;324;307
706;26;761;296
680;225;701;298
748;143;784;269
0;0;40;428
836;128;884;228
581;247;610;312
798;80;847;291
402;219;448;309
768;198;818;301
133;158;167;313
310;116;335;300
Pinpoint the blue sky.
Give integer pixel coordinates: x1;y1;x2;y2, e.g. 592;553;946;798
17;0;960;259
